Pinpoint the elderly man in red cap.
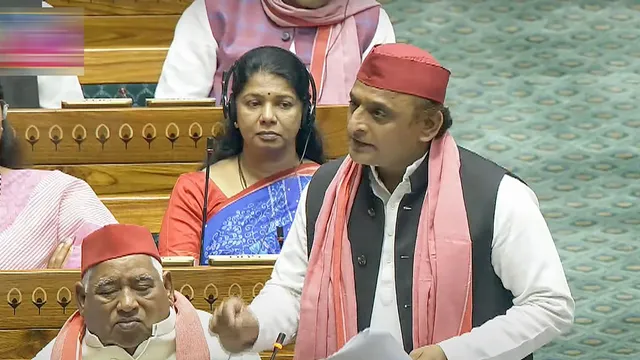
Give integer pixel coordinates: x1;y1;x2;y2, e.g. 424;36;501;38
33;224;260;360
207;43;575;360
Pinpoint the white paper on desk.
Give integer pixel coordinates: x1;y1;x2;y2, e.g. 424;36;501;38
324;328;412;360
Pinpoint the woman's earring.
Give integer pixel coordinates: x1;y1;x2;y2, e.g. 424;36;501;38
234;121;239;128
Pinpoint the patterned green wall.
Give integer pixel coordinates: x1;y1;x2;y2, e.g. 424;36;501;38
383;1;639;359
83;0;639;358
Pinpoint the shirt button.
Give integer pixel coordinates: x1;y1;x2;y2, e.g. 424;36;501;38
357;255;367;267
281;31;291;41
367;208;376;217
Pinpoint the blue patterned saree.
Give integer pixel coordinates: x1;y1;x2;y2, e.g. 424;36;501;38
199;164;318;264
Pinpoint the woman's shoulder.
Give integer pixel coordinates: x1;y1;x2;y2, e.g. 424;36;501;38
297;161;321;175
209;157;236;171
169;169;228;210
4;169;92;205
179;159;234;183
174;171;206;190
35;169;90;188
174;166;224;194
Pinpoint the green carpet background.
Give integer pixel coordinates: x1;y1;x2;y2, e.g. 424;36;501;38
383;1;639;359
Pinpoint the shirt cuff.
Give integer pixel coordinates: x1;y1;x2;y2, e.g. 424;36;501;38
248;306;275;352
437;337;466;360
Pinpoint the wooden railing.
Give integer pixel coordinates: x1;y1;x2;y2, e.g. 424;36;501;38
8;106;349;231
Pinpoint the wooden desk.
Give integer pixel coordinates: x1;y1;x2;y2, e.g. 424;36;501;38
0;266;294;359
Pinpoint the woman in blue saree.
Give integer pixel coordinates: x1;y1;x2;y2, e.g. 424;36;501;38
159;46;325;265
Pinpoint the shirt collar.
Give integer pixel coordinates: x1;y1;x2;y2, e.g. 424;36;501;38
369;151;429;194
84;306;176;349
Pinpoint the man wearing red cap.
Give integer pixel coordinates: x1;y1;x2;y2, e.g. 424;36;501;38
33;224;260;360
209;44;575;360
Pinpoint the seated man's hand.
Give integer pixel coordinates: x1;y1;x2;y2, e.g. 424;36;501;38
409;345;447;360
209;296;259;353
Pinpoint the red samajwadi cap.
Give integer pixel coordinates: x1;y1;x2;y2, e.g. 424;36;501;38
81;224;161;276
356;43;451;104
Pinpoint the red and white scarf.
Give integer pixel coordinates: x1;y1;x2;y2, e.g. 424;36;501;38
295;132;474;359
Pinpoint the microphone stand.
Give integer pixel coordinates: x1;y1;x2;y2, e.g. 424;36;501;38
201;137;215;265
276;226;284;250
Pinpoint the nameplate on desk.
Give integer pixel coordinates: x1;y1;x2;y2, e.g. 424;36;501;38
146;98;216;107
61;98;133;109
161;256;196;267
208;254;278;266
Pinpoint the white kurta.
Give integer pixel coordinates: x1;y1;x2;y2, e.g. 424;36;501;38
247;156;575;360
38;2;85;109
33;308;261;360
154;0;396;99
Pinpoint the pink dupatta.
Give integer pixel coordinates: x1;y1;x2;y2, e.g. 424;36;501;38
295;132;473;359
260;0;379;104
50;292;210;360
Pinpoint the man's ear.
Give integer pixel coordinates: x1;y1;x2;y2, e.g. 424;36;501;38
418;110;443;143
75;281;86;316
163;271;175;304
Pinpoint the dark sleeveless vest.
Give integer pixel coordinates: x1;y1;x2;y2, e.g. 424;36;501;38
305;147;533;360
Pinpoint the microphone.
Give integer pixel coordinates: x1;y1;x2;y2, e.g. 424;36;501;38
276;226;284;250
200;137;215;265
269;333;286;360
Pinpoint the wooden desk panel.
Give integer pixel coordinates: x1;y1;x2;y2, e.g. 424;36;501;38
9;106;349;165
101;196;168;232
84;15;178;48
34;163;199;196
47;0;193;16
81;48;169;84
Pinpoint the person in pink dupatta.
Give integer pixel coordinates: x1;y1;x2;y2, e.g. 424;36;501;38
155;0;395;104
259;0;380;104
207;44;574;360
32;224;260;360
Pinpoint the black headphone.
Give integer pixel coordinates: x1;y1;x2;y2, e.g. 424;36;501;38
220;52;318;129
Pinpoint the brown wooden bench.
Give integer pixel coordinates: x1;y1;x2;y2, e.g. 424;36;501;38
8;106;349;232
0;266;295;359
46;0;192;85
